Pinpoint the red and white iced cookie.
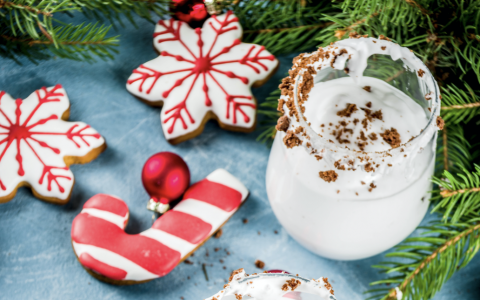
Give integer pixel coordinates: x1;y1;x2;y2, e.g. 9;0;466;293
71;169;248;284
126;11;279;144
0;85;106;204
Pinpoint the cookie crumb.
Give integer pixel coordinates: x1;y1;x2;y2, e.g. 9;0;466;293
436;116;444;130
363;86;371;92
283;130;302;148
381;128;401;148
337;103;358;117
276;116;290;132
319;170;338;182
323;278;334;295
255;260;265;269
242;218;248;224
315;155;323;160
381;46;386;50
418;69;425;77
282;279;302;291
184;259;193;265
229;269;244;282
369;182;377;192
214;229;223;238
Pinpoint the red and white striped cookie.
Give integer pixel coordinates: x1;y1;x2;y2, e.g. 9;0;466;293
71;169;248;284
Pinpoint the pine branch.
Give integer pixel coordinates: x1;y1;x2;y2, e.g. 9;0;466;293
441;83;480;124
431;165;480;223
0;0;168;62
435;124;472;176
367;219;480;300
227;0;340;55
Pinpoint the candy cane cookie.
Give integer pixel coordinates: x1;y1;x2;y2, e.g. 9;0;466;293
71;169;248;284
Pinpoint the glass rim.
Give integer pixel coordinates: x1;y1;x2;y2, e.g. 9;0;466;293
293;59;441;157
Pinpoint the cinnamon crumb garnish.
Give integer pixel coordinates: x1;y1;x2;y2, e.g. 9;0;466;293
353;118;359;125
381;46;386;50
359;131;368;141
276;116;290;132
368;132;378;140
436;116;444;130
361;181;366;185
283;130;302;148
381;128;401;148
315;155;323;160
337;103;358;117
254;260;265;269
361;118;368;129
418;69;425;77
282;279;301;291
357;142;366;151
369;182;377;192
371;109;383;120
366;101;372;107
363;86;371;92
229;269;244;282
323;278;334;295
334;160;346;170
365;163;375;172
319;170;338;182
235;294;242;300
243;218;248;224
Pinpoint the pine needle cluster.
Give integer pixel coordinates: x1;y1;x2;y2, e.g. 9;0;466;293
0;0;169;62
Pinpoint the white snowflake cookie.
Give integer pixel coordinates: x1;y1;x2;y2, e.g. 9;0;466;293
126;11;279;144
0;85;106;204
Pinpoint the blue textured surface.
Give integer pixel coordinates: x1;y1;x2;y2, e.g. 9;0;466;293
0;16;479;300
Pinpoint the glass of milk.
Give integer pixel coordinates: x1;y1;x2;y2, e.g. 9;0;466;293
204;269;336;300
266;37;441;260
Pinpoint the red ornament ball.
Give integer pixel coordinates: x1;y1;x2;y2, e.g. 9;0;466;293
171;0;209;28
142;152;190;204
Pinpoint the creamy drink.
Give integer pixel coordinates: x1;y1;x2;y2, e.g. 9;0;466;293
266;35;443;260
204;269;336;300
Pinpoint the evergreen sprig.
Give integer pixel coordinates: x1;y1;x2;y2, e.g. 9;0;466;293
226;0;340;55
441;83;480;124
366;219;480;300
0;0;169;62
435;124;472;176
431;165;480;223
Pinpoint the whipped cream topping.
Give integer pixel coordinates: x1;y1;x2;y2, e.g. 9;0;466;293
277;36;442;180
304;76;428;152
204;269;336;300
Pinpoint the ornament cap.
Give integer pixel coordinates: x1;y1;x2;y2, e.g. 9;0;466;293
204;0;222;15
147;198;171;214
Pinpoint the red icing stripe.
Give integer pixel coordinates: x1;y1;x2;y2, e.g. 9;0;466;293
183;179;242;212
83;194;129;217
72;214;181;276
79;253;127;281
152;211;212;244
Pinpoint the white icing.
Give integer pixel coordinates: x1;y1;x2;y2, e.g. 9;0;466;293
0;86;105;201
126;12;278;141
207;168;249;199
173;199;231;234
81;208;129;230
205;270;336;300
140;228;196;257
72;242;158;281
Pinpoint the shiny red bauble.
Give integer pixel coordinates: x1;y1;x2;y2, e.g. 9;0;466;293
142;152;190;204
171;0;209;28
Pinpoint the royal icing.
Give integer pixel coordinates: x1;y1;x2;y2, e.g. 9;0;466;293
71;169;248;282
126;11;278;143
0;85;105;202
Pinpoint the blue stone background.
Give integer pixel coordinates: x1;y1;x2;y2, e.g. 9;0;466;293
0;15;479;300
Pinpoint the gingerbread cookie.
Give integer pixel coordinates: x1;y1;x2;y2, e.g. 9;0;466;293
126;11;279;144
71;169;248;284
0;85;106;204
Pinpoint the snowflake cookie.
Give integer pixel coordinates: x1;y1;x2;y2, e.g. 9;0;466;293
0;85;106;204
126;11;279;144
